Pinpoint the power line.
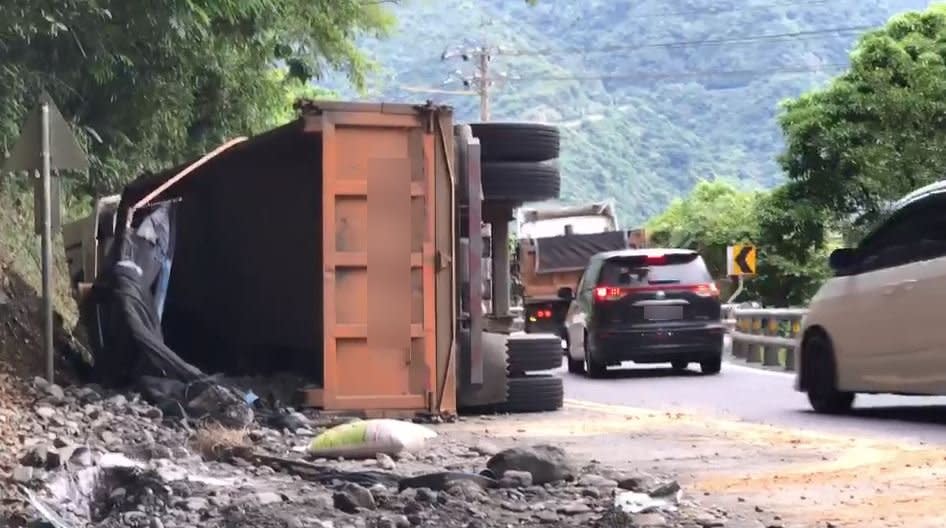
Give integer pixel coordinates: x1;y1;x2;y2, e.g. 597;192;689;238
625;0;831;19
498;26;875;57
500;63;848;83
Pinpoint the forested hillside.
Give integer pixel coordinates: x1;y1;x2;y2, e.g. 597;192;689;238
328;0;930;224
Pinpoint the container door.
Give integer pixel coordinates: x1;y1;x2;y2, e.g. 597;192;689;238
319;109;436;411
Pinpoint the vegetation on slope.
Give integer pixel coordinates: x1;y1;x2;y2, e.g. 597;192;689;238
335;0;928;224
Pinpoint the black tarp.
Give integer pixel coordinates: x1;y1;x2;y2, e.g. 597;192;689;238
533;231;628;273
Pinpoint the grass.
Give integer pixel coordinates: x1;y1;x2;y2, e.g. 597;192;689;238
191;423;253;462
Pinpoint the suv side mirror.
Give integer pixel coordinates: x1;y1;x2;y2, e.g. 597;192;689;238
557;287;574;300
829;248;857;272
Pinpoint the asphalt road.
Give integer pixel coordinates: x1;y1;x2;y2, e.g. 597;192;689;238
561;356;946;444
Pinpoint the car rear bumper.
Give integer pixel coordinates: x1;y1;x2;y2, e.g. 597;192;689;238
593;323;726;364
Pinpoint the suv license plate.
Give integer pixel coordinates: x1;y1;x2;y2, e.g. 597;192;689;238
644;305;683;321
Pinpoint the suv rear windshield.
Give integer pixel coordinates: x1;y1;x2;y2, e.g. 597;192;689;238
598;253;711;286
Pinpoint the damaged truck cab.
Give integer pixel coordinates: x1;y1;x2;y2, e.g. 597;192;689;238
63;101;564;418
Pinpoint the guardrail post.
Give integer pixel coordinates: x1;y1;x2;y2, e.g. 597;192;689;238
762;317;780;367
730;313;746;359
748;316;762;363
784;319;800;372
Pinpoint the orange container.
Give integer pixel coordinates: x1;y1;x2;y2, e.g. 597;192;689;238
299;102;457;416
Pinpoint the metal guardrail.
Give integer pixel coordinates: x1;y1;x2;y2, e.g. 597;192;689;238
723;304;808;371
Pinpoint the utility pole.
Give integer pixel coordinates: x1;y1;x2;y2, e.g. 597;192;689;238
478;50;490;121
441;43;505;122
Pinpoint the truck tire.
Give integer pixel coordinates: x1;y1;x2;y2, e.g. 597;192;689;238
470;122;560;163
495;375;564;413
506;334;563;375
481;161;560;203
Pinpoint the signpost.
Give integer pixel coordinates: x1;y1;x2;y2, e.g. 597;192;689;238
2;92;89;383
726;244;757;304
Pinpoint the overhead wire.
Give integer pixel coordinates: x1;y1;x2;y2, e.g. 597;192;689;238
608;0;832;20
497;26;875;57
500;64;849;83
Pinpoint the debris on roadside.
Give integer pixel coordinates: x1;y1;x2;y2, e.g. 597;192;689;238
0;373;742;527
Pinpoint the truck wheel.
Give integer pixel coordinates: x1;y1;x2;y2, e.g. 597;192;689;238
481;161;560;203
495;375;564;413
470;122;560;163
506;334;563;375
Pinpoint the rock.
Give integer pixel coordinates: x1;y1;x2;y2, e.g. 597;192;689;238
581;487;601;499
150;518;165;528
617;474;657;492
557;501;591;516
534;511;560;524
20;445;49;468
45;384;65;401
68;446;94;467
414;488;437;503
33;376;50;390
35;406;56;419
694;513;726;527
472;440;500;456
648;480;681;497
633;513;669;527
501;501;528;513
579;474;618;488
100;430;121;447
334;483;377;513
75;387;102;403
499;470;533;488
256;492;284;505
376;453;396;470
12;465;35;483
184;497;209;512
446;480;488;502
106;394;129;407
389;515;410;528
487;445;576;485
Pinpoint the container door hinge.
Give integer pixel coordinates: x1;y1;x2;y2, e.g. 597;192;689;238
435;250;452;271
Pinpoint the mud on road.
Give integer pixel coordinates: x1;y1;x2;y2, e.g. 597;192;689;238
445;399;946;528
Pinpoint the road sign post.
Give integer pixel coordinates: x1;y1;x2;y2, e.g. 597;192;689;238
2;92;89;383
726;244;757;304
40;102;54;383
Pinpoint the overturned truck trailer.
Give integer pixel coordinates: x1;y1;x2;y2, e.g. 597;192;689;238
64;101;565;417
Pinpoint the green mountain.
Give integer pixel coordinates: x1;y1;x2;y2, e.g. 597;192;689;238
326;0;930;225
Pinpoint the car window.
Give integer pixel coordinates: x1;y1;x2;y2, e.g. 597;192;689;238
598;253;711;286
857;194;946;272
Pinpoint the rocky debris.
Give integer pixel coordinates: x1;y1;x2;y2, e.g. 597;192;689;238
498;469;533;488
486;444;577;485
0;375;735;528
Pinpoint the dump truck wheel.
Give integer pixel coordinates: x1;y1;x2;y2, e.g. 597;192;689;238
481;161;561;202
495;375;564;413
470;122;560;162
506;334;563;375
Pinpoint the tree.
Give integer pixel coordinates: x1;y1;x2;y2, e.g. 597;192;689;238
646;180;833;306
753;183;833;306
1;1;392;196
778;4;946;233
647;180;762;278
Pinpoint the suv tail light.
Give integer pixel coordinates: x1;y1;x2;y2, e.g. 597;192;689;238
594;287;626;302
692;283;719;297
594;282;719;302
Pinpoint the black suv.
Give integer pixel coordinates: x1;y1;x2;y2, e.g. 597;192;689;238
559;249;724;377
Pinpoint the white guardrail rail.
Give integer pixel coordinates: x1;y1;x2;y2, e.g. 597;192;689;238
722;303;808;371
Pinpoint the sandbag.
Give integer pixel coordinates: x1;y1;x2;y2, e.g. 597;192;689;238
308;419;437;459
